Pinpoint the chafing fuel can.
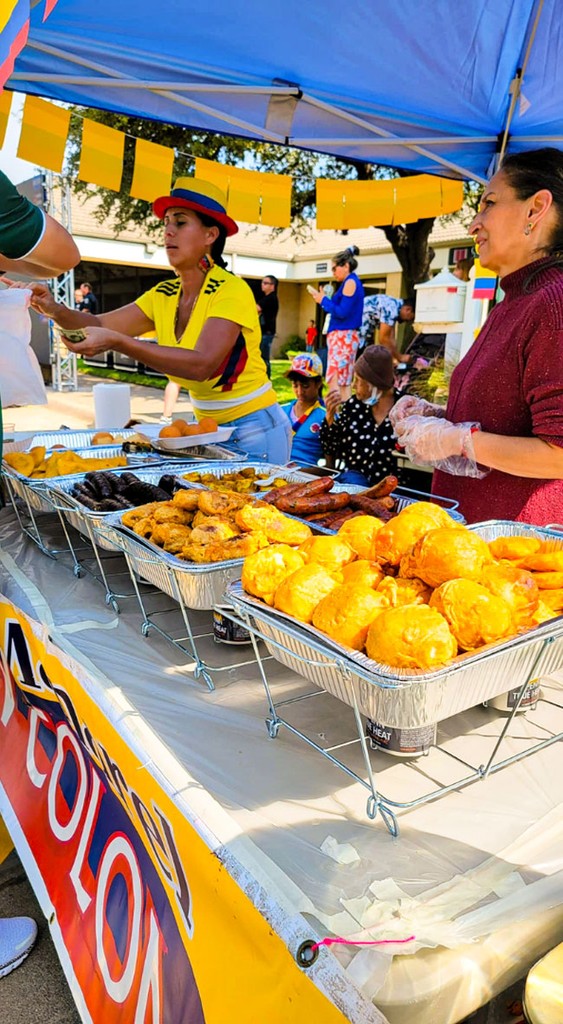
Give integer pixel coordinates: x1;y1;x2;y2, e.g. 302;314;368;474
213;605;251;645
367;719;437;758
486;682;541;713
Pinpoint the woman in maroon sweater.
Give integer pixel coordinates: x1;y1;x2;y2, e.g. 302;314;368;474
391;148;563;526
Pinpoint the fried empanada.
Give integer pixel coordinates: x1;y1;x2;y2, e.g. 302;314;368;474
377;575;431;607
403;528;491;589
172;489;201;511
242;544;306;605
488;536;542;561
337;515;384;560
430;579;513;651
521;551;563;573
122;502;161;528
197;490;250;516
366;605;457;670
299;535;356;571
312;583;388;651
150;523;193;553
273;564;339;623
235;504;312;544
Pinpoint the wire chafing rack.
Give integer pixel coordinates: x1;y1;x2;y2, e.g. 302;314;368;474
223;521;563;836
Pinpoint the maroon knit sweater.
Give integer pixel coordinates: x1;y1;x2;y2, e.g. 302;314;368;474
433;257;563;525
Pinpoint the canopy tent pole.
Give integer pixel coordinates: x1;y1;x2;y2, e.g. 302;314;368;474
20;40;288;143
497;0;545;168
302;94;488;182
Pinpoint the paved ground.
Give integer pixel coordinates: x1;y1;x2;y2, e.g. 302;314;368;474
4;373;195;435
1;377;528;1024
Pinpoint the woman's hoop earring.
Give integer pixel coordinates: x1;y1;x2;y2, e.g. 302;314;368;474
198;253;214;274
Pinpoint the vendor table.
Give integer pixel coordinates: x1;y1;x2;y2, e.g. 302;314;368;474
1;505;563;1024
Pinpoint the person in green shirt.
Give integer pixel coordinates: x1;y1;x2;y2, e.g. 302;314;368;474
0;169;79;980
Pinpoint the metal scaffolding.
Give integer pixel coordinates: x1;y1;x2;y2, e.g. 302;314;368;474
44;171;78;391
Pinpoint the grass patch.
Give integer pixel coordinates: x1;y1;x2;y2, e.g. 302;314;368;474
77;358;296;404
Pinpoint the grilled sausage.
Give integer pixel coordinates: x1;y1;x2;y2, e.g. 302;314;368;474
277;491;351;516
360;475;399;500
262;476;334;505
349;494;396;517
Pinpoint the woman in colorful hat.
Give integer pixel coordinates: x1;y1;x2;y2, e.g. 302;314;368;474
320;345;401;486
280;353;326;466
8;177;292;463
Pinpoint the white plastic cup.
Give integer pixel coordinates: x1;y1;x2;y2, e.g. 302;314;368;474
93;383;131;429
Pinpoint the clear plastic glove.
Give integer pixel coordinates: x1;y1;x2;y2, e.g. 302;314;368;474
397;415;489;478
389;394;447;430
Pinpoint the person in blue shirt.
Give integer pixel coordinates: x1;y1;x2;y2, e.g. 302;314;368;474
281;353;326;466
309;245;364;402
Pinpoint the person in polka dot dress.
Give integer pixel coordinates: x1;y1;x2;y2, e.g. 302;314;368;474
319;345;401;487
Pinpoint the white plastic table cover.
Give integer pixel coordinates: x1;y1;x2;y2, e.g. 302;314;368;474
0;505;562;1024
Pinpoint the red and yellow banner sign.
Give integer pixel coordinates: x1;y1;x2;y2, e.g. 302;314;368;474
0;598;349;1024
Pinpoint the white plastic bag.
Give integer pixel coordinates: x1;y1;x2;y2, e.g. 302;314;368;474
0;289;47;406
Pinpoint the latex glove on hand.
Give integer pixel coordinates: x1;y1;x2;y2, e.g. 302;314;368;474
397;415;489;478
389;394;447;430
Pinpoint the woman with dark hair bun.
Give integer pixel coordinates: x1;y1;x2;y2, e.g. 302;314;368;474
391;147;563;526
309;244;364;402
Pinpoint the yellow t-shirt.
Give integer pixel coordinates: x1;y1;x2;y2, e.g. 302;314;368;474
135;268;276;423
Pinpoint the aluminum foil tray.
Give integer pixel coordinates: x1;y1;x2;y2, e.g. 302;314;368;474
176;460;312;490
4;428;139;453
224;522;563;728
48;464;196;553
3;446;162;513
101;502;327;611
150;442;245;461
100;510;245;609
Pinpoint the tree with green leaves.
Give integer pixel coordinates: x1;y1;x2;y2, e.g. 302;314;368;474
66;107;479;294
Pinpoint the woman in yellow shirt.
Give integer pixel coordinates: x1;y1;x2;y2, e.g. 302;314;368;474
9;178;291;462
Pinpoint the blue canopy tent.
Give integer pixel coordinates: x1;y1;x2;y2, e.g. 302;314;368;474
4;0;562;183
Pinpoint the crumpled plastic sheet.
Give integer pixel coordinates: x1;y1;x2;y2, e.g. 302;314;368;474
1;505;563;1008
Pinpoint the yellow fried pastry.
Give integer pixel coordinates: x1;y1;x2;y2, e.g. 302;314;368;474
122;502;161;528
312;584;388;651
377;575;431;607
375;504;460;566
520;550;563;573
172;489;201;511
531;571;563;589
366;605;457;671
199;531;268;562
430;579;513;651
151;504;189;525
197;490;250;516
241;544;306;605
190;519;237;545
337;515;384;560
29;445;46;468
403;528;491;589
299;535;356;571
531;600;558;624
3;452;35;476
538;588;563;611
132;516;155;539
488;536;542;561
480;562;539;627
235;504;312;544
274;564;339;623
150;523;193;553
341;560;385;589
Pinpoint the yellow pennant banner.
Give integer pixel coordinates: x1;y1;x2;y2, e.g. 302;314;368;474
17;94;70;173
0;88;13;148
130;137;174;202
196;156;292;227
317;174;464;229
78;118;125;191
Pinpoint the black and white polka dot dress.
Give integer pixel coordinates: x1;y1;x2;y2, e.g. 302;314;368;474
319;392;400;485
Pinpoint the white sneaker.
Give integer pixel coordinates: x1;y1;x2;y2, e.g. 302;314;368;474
0;916;37;978
158;416;173;425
